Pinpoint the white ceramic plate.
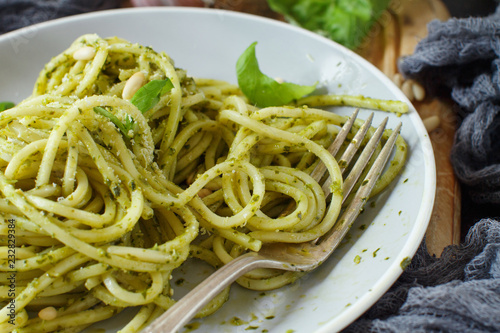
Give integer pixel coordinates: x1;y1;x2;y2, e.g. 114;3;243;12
0;7;436;333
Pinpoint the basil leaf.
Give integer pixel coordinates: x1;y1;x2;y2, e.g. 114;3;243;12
93;106;135;140
130;79;174;113
0;102;15;111
267;0;391;50
236;42;316;107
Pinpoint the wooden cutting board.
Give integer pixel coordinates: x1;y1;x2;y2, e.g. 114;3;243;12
357;0;461;256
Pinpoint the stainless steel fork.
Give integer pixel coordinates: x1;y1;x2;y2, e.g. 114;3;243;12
143;109;402;333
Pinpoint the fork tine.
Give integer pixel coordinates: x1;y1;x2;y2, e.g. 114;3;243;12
341;122;402;222
337;112;374;175
309;108;359;182
341;116;389;203
359;122;402;193
320;112;375;196
280;109;359;218
319;121;402;250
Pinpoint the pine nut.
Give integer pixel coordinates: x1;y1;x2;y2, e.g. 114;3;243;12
401;80;414;100
392;73;404;88
73;46;96;61
197;188;212;198
38;306;58;321
423;115;440;133
122;72;146;100
186;171;196;185
412;81;426;101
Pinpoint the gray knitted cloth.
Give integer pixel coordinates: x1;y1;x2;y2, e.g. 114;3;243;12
0;0;121;34
345;219;500;332
399;6;500;204
344;7;500;333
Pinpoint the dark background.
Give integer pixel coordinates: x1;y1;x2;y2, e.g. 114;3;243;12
443;0;498;17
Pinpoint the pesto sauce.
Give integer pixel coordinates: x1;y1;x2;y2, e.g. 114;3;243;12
400;257;411;270
183;322;200;332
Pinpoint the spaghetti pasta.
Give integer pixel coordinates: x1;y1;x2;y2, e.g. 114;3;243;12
0;34;407;332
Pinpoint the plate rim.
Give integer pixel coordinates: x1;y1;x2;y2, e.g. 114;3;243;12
0;6;437;332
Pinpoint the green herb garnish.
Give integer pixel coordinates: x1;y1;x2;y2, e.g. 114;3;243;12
130;79;174;113
93;106;136;140
267;0;391;50
236;42;316;107
0;102;15;111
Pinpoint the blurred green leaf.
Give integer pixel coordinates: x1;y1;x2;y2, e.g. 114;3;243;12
267;0;391;49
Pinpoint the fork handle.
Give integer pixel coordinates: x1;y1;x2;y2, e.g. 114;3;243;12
142;252;283;333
